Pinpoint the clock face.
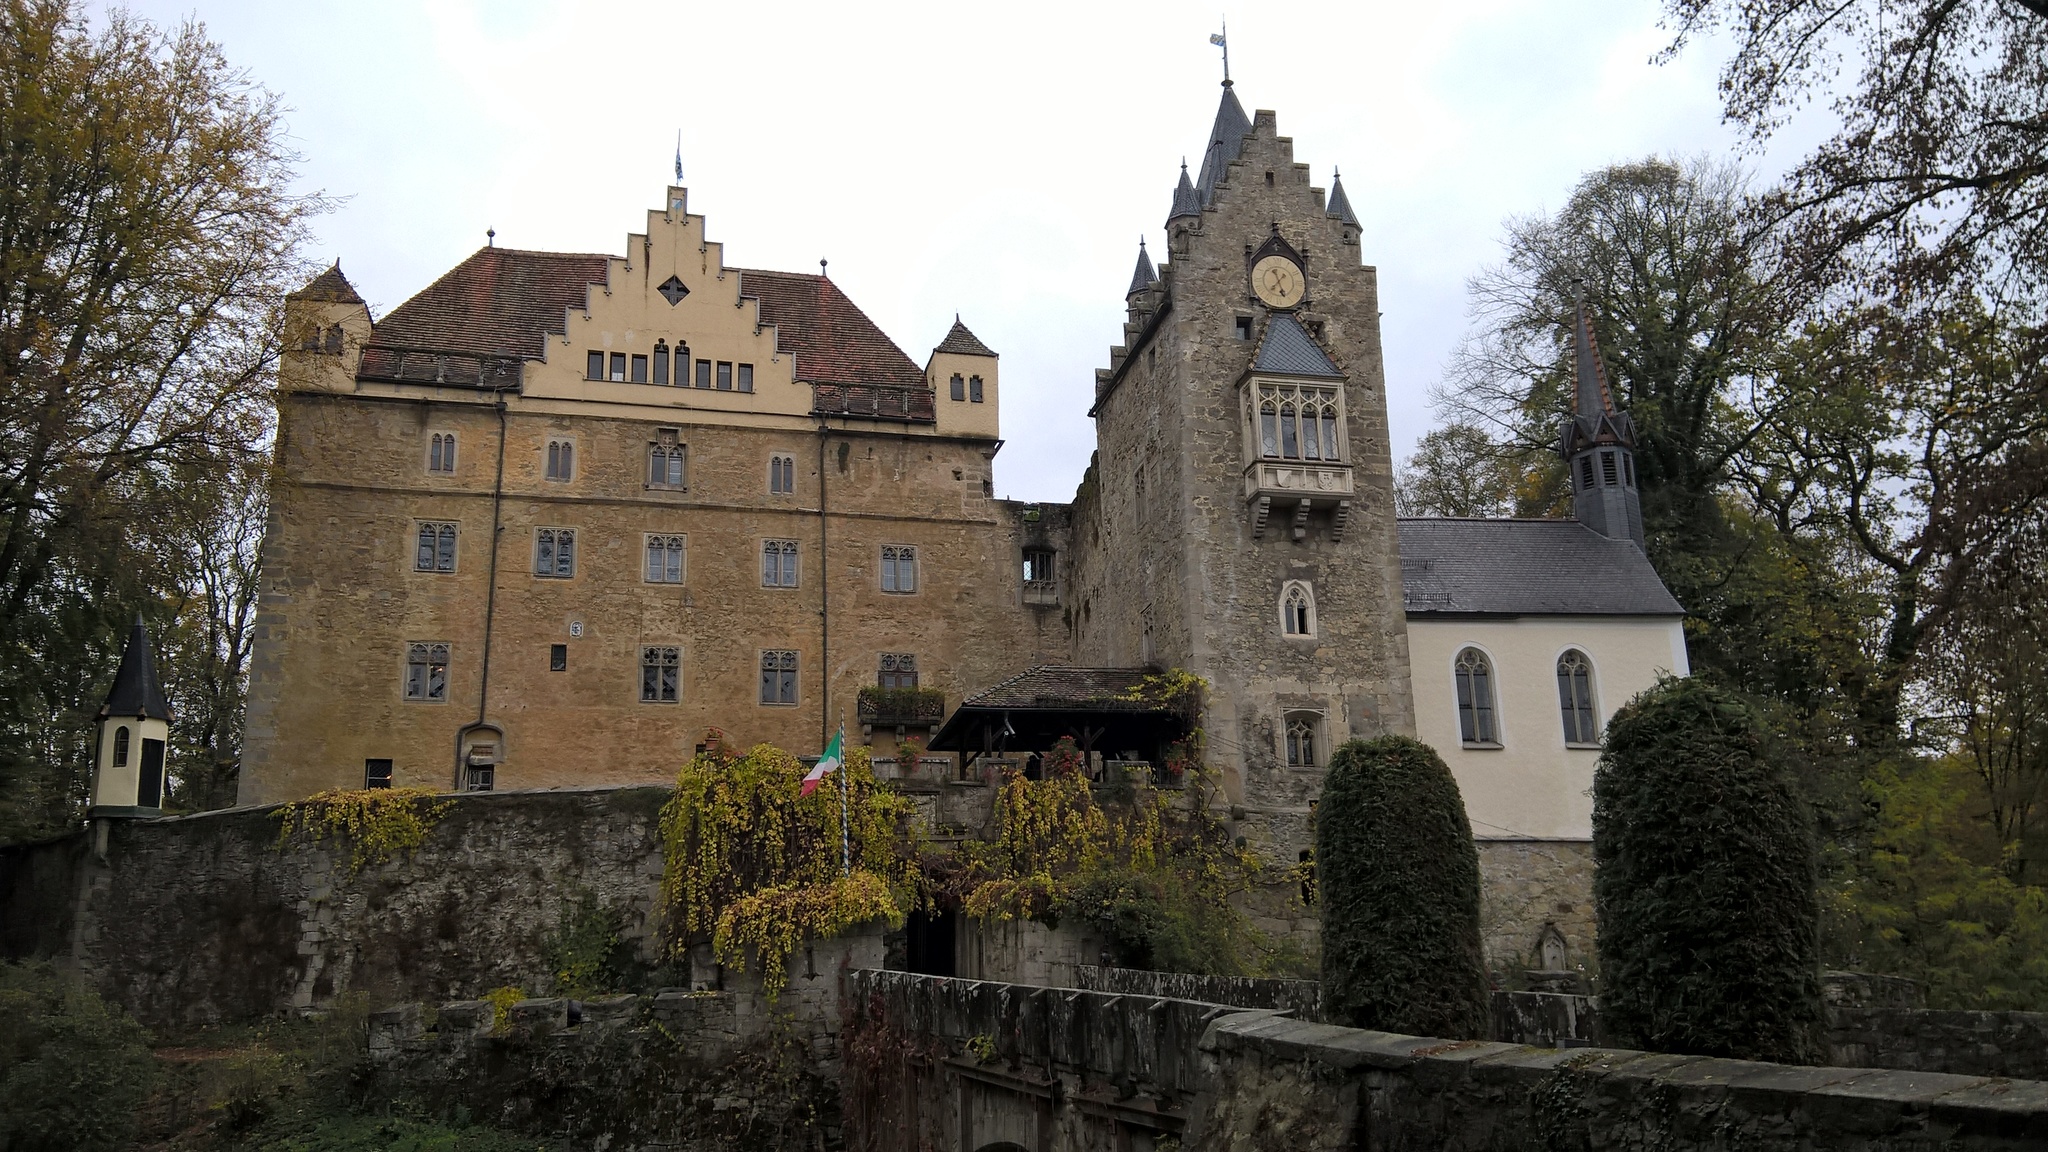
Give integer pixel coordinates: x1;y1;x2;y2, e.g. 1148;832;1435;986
1252;254;1306;309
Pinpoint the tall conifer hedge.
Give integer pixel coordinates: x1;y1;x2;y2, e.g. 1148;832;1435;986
1594;677;1821;1062
1316;735;1488;1039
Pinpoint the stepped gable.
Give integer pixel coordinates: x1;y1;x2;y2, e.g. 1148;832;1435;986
289;262;363;304
736;269;925;389
933;316;997;357
367;247;610;361
1397;518;1681;616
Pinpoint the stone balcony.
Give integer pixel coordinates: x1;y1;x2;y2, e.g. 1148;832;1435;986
1243;459;1354;541
856;685;946;736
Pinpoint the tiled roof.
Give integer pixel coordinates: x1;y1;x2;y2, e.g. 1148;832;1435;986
100;618;171;721
736;269;926;389
933;317;997;358
1397;518;1683;616
289;262;364;304
960;666;1173;711
1253;314;1343;377
369;247;609;361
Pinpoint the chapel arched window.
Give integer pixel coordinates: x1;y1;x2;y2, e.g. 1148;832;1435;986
1557;649;1599;745
1455;647;1499;746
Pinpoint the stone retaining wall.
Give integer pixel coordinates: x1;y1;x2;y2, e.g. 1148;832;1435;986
1072;963;1323;1020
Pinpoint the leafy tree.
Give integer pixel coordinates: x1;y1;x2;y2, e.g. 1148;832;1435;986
1661;0;2048;315
1594;677;1822;1062
0;961;156;1152
0;1;316;841
1394;423;1537;518
1316;736;1488;1040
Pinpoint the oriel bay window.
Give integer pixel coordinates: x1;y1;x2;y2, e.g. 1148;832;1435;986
1253;381;1343;462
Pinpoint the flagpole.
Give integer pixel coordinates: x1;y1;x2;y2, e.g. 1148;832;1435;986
837;718;851;877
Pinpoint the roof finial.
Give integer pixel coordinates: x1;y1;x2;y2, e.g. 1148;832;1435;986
486;227;495;248
820;258;829;278
1210;19;1230;85
674;131;683;183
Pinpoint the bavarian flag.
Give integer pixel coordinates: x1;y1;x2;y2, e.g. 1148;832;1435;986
800;726;844;797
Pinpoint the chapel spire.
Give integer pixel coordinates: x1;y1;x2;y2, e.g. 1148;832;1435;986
1126;238;1158;297
1558;291;1643;546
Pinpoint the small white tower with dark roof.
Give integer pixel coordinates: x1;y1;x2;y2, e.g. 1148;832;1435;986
90;617;173;817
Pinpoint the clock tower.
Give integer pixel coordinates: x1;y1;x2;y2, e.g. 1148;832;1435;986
1063;81;1414;878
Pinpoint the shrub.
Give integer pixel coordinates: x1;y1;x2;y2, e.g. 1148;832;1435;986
0;962;156;1152
1594;676;1821;1062
1316;736;1488;1038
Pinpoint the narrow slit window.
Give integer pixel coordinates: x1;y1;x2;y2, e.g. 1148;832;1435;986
1454;648;1498;745
645;534;686;583
1623;453;1636;487
1601;450;1618;486
652;343;669;385
641;646;681;703
113;726;129;767
1579;456;1596;490
546;439;574;482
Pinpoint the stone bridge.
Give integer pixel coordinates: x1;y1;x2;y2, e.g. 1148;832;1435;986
842;969;2048;1152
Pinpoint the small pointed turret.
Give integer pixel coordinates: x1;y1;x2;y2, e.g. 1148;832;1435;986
1557;292;1643;546
1126;238;1158;297
1168;161;1201;223
1326;168;1360;228
90;616;172;816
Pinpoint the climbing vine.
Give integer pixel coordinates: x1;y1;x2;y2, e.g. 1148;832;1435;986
273;787;453;873
948;732;1274;975
658;742;921;995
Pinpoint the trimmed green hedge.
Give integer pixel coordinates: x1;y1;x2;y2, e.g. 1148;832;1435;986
1593;676;1821;1062
1316;736;1488;1039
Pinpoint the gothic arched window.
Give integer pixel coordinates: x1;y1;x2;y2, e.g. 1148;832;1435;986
1557;649;1598;745
1280;581;1315;637
1284;712;1321;767
1455;647;1499;745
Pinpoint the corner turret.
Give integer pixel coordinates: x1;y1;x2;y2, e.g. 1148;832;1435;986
1167;161;1201;226
1326;168;1360;228
281;262;371;394
90;617;172;817
926;317;999;439
1558;294;1644;546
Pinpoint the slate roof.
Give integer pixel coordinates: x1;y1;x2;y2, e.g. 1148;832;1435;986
1398;518;1683;616
100;618;171;721
1326;170;1360;227
959;666;1173;712
1253;314;1343;377
1195;85;1253;207
289;262;363;304
1127;240;1157;296
370;247;609;361
735;269;926;388
933;317;997;358
1168;161;1202;222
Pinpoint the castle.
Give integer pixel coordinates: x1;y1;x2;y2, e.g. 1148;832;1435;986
240;81;1685;971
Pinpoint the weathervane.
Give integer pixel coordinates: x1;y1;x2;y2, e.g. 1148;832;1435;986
673;131;683;183
1210;18;1230;85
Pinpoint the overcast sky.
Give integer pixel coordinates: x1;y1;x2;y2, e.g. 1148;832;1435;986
109;0;1782;503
